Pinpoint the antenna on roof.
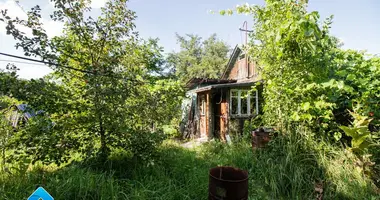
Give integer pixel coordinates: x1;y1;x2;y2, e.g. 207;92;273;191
239;21;253;78
239;21;253;48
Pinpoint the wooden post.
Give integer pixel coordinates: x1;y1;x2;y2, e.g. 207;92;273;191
206;92;211;139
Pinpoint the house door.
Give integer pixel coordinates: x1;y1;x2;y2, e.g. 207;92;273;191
214;91;228;141
199;94;207;138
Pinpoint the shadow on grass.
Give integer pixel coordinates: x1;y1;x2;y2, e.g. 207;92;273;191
0;144;219;200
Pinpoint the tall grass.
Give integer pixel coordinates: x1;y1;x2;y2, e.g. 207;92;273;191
0;129;379;199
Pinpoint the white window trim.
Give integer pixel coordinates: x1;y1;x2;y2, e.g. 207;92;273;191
230;89;259;117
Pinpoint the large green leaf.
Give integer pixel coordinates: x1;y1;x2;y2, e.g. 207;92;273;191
346;74;356;81
339;126;357;137
301;102;311;111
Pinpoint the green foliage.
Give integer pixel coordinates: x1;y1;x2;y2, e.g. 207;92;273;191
0;96;19;171
333;50;380;121
227;1;380;189
0;0;174;165
0;165;125;200
237;0;339;129
162;123;181;138
0;1;379;199
227;0;379;141
125;131;165;164
339;110;374;153
130;79;184;132
8;115;65;165
338;110;378;180
167;33;230;81
1;137;378;199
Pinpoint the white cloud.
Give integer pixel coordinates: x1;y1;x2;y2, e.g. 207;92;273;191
0;61;52;80
0;0;31;36
0;0;28;19
90;0;108;9
0;0;107;39
49;0;108;9
0;0;63;38
42;19;64;38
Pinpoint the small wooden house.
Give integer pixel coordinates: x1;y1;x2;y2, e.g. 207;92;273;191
182;45;262;141
7;104;43;127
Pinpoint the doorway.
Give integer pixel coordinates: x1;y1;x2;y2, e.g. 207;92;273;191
199;94;207;138
214;90;228;141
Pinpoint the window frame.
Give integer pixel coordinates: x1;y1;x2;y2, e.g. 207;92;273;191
229;89;258;117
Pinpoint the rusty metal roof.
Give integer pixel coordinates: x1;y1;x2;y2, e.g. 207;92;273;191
194;81;259;93
185;78;236;89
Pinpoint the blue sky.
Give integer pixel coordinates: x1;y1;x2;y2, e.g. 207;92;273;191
0;0;379;79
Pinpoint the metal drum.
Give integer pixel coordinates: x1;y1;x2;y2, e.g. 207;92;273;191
208;166;248;200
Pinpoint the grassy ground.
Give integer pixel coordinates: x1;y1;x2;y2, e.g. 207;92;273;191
1;132;379;200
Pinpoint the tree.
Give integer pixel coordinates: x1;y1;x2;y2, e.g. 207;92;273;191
167;33;230;81
0;96;18;171
227;1;337;130
1;0;166;163
228;0;379;140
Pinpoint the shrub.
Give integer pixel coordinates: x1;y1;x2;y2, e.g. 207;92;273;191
125;131;165;164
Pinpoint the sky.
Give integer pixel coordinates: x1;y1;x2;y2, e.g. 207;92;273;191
0;0;379;79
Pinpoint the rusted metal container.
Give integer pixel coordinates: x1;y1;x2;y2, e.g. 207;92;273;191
252;128;271;149
208;166;248;200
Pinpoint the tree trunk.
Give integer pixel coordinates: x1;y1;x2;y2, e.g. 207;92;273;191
1;143;5;171
98;108;108;160
1;134;5;172
94;79;108;160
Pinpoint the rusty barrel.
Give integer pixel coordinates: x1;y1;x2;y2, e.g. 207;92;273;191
208;166;248;200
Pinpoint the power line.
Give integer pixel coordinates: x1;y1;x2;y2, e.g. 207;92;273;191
13;0;27;14
0;52;155;84
4;2;157;84
0;52;96;74
0;59;48;66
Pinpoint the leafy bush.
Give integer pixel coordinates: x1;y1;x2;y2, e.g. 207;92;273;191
8;115;67;165
1;136;379;200
125;131;165;164
339;110;375;153
232;0;379;143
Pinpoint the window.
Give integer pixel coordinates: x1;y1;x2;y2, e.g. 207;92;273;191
230;89;258;117
230;91;238;115
240;90;248;115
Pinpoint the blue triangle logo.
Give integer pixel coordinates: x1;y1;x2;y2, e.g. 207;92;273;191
28;187;54;200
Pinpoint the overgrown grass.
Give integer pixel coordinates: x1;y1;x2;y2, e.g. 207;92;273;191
1;130;379;199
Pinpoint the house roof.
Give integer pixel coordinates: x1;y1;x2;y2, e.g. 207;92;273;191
186;44;255;92
8;104;52;128
221;45;242;79
194;81;259;93
185;77;237;88
16;104;38;119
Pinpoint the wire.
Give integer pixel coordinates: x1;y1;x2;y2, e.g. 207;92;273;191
0;52;157;84
0;52;94;74
0;59;47;66
6;1;153;84
13;0;27;15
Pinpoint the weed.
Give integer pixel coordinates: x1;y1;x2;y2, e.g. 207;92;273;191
1;130;379;200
